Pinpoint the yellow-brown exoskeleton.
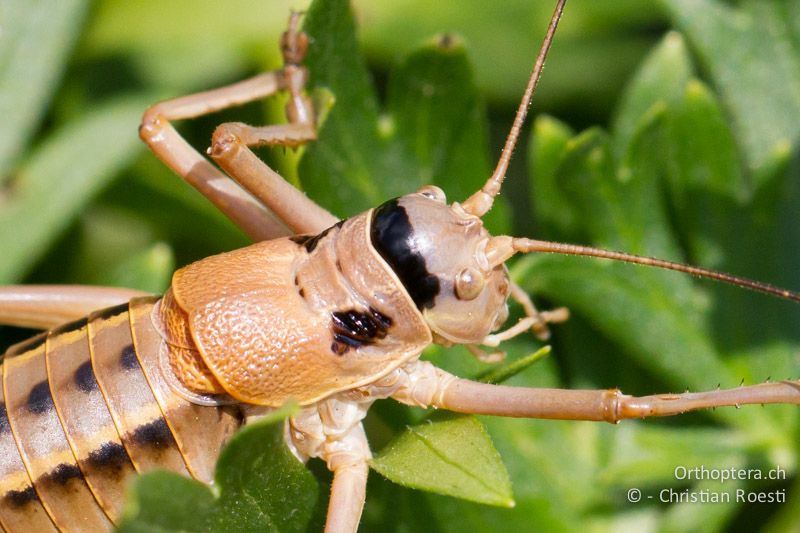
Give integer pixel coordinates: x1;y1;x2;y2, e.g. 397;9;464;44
1;1;799;532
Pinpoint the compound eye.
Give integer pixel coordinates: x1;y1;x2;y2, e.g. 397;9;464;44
417;185;446;203
455;267;485;300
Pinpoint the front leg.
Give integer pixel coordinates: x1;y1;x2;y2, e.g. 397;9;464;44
323;423;370;533
392;361;800;422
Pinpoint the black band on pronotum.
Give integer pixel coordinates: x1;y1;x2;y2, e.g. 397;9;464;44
370;199;440;309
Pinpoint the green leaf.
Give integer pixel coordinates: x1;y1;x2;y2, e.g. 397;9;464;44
118;404;319;533
611;31;694;159
300;0;384;215
300;0;508;231
82;1;294;93
662;79;747;249
0;0;88;175
118;472;216;533
371;413;514;508
528;114;575;237
98;242;175;294
477;346;551;384
360;0;664;116
386;37;490;204
660;0;800;177
600;425;750;486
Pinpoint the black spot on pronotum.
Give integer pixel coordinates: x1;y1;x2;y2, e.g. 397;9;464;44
370;198;440;309
131;418;173;449
84;441;131;474
40;463;84;487
301;230;329;252
51;316;89;335
0;403;8;434
331;341;347;356
294;275;307;299
4;486;38;508
74;361;98;393
369;307;392;329
330;307;393;355
300;219;345;253
119;344;139;370
290;234;312;246
27;381;54;414
92;302;129;321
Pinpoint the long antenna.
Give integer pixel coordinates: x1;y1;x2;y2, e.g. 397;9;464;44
461;0;567;217
511;238;800;302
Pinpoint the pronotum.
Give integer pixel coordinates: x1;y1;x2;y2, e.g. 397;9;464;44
2;1;799;531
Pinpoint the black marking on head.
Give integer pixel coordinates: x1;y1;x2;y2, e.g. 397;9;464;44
4;486;38;507
27;381;54;414
51;316;89;335
84;442;131;475
40;463;83;487
93;302;129;321
0;403;8;434
330;307;393;355
8;332;47;356
74;361;98;393
301;220;345;253
131;418;173;449
119;344;139;370
370;199;440;309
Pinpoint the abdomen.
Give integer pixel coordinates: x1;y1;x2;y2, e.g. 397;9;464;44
0;297;243;531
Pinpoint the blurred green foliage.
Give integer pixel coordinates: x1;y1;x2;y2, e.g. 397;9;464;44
1;0;799;531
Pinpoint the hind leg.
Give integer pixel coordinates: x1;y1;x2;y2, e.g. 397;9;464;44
0;285;147;329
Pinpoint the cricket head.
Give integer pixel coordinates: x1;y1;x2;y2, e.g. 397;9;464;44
371;0;799;354
364;0;570;348
369;187;511;345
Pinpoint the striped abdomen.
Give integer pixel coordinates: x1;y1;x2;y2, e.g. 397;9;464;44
0;296;243;531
